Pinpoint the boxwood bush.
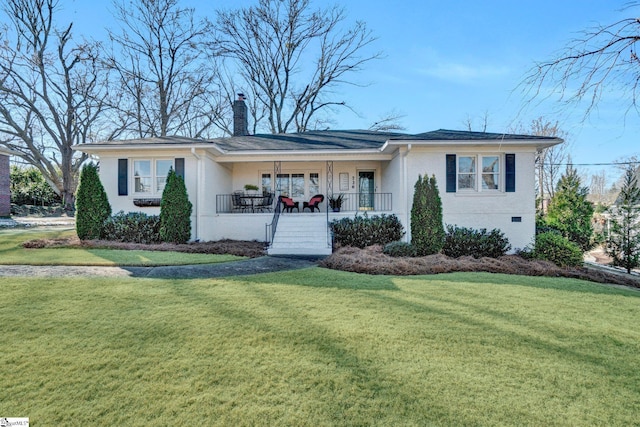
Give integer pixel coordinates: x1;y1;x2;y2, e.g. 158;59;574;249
533;232;583;267
383;241;417;257
331;213;404;248
442;225;511;258
102;211;162;244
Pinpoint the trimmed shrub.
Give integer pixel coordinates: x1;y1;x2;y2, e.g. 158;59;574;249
533;232;583;267
331;213;404;248
442;225;511;258
75;163;111;240
159;168;192;244
411;174;445;256
383;241;417;257
102;211;161;244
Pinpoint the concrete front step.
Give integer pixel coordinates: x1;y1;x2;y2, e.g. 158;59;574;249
267;214;332;256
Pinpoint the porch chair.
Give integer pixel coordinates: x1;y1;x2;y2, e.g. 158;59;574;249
303;194;324;212
232;191;249;212
279;196;299;213
256;192;275;212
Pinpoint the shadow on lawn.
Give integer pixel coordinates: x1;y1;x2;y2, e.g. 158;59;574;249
407;272;640;297
236;267;400;291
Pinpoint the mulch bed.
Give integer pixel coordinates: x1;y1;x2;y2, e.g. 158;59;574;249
319;246;640;289
23;237;267;258
23;238;640;289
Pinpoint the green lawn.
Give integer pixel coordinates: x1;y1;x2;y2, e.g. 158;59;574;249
1;267;639;426
0;228;244;266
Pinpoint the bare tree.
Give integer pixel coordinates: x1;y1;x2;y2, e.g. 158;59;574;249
0;0;108;209
462;110;490;132
214;0;380;134
589;170;608;206
368;110;406;132
522;3;640;118
510;118;569;212
106;0;223;138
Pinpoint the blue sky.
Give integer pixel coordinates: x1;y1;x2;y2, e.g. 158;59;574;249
62;0;638;181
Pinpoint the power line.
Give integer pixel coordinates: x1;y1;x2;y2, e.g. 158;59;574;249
541;161;640;167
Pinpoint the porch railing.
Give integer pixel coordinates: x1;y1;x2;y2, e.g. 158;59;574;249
217;192;392;214
216;193;275;214
332;192;392;212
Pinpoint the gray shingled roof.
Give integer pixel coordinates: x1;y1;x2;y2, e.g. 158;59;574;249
75;129;560;152
392;129;560;141
212;130;406;151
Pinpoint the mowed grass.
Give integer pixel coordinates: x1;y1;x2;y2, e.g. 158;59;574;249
1;268;639;426
0;228;243;266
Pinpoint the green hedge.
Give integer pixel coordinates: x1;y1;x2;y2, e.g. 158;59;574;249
331;214;404;248
533;232;583;267
383;241;417;257
442;225;511;258
102;211;161;244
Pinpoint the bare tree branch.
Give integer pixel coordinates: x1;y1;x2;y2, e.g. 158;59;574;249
214;0;381;134
510;118;569;212
0;0;108;208
368;110;406;132
106;0;223;138
522;4;640;119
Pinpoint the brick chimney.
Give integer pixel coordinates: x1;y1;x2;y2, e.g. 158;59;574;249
233;93;248;136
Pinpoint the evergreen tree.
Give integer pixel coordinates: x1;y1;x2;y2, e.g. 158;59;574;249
75;163;111;240
606;166;640;274
544;164;594;251
159;168;192;243
411;174;445;255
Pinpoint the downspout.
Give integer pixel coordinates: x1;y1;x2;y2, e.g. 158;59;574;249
403;144;412;243
191;147;201;241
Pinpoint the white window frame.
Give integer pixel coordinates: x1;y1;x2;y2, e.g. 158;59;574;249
133;158;175;196
457;155;501;192
265;170;322;199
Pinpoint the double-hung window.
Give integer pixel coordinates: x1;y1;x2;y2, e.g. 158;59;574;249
133;159;174;195
447;154;515;193
481;156;500;190
457;155;500;192
457;156;477;190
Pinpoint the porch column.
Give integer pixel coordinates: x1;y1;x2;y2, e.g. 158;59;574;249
326;160;333;197
273;160;281;196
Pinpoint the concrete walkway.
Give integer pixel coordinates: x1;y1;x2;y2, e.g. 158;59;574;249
0;256;321;279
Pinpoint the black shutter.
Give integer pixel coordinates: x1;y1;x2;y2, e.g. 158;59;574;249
175;158;185;179
446;154;456;193
118;159;128;196
505;153;516;192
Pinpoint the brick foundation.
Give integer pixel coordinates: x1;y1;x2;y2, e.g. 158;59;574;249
0;154;10;217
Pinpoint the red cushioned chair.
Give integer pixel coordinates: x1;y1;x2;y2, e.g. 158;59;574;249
303;194;324;212
279;196;299;213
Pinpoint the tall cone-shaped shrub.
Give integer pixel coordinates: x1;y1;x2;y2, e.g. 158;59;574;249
411;174;444;255
75;163;111;240
159;168;192;243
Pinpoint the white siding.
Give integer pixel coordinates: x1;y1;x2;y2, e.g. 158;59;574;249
406;147;536;251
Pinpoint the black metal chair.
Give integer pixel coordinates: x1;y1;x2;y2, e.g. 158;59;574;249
232;191;249;212
256;192;275;212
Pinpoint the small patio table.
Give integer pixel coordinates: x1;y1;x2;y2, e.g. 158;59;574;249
240;194;266;212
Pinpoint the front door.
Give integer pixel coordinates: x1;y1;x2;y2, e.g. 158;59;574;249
358;171;375;210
